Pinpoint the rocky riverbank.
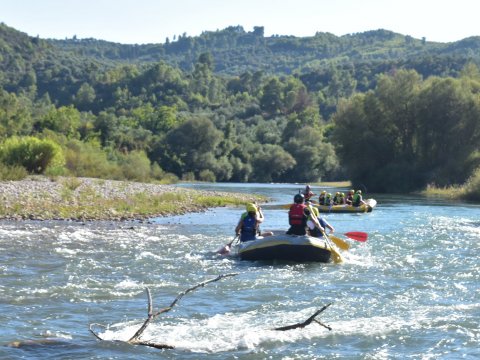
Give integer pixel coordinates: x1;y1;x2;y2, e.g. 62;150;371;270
0;176;266;221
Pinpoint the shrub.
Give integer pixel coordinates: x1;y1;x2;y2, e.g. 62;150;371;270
463;168;480;201
198;169;216;182
64;140;121;178
119;150;151;182
0;136;65;174
0;163;28;180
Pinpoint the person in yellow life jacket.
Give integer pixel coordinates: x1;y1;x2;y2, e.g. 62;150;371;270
305;201;335;238
345;189;354;205
325;193;333;206
318;191;327;205
352;190;367;207
235;203;273;242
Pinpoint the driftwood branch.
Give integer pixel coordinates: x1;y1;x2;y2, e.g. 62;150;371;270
89;273;238;349
128;273;238;342
273;303;332;331
89;274;334;351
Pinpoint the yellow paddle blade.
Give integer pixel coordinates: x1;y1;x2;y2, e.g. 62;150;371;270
329;235;350;251
330;248;343;263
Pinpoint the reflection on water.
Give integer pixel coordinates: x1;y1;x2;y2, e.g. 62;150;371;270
1;183;479;359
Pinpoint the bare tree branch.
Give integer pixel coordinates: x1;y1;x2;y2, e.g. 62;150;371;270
89;273;239;348
273;303;332;331
89;274;333;352
129;273;238;342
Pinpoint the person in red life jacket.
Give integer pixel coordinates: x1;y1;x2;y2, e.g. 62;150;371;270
235;203;272;242
301;185;316;202
345;189;355;205
286;193;308;235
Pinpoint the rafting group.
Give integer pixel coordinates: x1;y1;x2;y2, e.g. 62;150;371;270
218;185;370;263
295;185;377;214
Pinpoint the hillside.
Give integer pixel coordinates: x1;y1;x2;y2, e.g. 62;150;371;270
0;22;479;195
47;26;480;76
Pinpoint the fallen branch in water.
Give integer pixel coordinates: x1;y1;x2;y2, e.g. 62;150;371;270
89;273;239;349
273;303;333;331
89;274;334;351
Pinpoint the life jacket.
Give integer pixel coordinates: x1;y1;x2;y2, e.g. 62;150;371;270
303;191;314;201
333;195;340;204
318;195;325;205
352;194;361;207
240;213;257;242
325;194;332;205
289;204;306;226
346;194;353;204
307;214;327;237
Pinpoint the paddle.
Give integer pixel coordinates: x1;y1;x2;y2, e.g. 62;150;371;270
322;231;343;263
344;231;368;242
329;235;350;250
217;235;239;255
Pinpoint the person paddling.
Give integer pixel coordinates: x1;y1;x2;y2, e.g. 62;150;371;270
305;201;335;238
302;185;315;202
235;203;272;242
352;190;367;207
286;193;308;235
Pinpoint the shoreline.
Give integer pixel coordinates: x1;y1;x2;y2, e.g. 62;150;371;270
0;176;267;221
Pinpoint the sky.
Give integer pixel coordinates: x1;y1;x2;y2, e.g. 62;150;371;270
1;0;479;45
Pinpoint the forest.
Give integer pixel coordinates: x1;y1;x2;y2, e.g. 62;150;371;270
0;22;479;196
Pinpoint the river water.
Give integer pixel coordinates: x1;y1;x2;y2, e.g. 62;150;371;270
0;183;479;359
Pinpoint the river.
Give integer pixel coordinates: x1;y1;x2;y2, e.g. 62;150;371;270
1;183;479;359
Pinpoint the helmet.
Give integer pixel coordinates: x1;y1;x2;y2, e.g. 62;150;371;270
306;185;311;190
341;192;345;197
321;191;326;195
335;192;340;195
294;193;305;204
356;190;362;194
327;193;332;197
246;203;257;213
349;189;354;194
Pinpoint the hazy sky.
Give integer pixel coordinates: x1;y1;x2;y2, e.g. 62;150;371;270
2;0;479;44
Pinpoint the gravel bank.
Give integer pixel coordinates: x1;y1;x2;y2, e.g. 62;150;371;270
0;176;265;221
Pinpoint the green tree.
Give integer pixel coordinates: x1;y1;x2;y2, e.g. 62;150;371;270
0;90;33;139
251;144;296;182
38;105;81;138
165;117;223;177
260;78;284;115
284;126;338;182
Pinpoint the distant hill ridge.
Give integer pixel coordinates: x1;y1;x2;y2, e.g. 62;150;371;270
2;22;479;76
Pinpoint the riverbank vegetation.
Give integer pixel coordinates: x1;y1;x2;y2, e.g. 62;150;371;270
1;23;479;201
0;176;267;221
421;168;480;201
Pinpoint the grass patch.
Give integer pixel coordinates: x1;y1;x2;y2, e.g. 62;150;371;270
0;176;268;220
420;168;480;202
311;180;352;187
420;184;462;198
0;164;28;181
